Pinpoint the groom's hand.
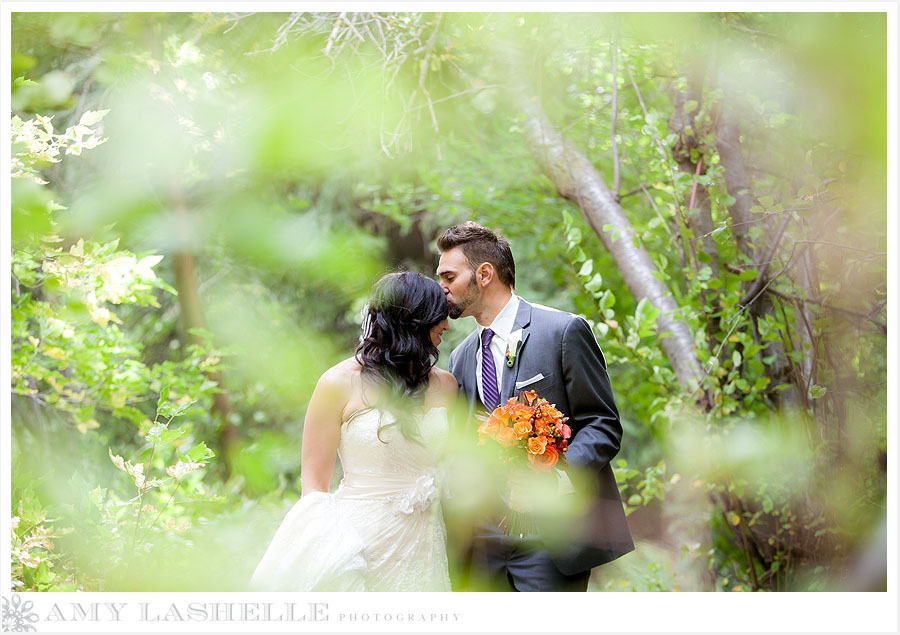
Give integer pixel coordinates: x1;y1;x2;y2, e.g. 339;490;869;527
507;469;534;513
508;466;577;513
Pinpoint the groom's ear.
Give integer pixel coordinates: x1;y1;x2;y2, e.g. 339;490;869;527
477;262;495;287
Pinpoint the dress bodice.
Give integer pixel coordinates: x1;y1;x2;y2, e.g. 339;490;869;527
336;407;448;512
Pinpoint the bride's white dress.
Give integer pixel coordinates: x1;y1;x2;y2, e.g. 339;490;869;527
250;407;451;591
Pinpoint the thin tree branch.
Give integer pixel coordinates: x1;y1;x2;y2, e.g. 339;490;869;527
740;213;794;305
728;23;784;42
610;32;620;199
639;182;677;244
793;240;887;257
762;287;888;336
408;84;504;111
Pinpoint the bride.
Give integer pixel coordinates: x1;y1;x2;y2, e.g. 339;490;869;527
250;271;457;591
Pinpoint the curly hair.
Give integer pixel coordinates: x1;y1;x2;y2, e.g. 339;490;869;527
354;271;448;442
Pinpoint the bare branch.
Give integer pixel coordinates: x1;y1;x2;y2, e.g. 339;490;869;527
793;240;887;257
610;32;620;198
740;213;794;305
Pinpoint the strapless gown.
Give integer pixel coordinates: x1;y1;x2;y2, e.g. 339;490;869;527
250;407;451;591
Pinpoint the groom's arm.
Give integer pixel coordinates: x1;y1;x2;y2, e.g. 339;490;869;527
559;316;622;471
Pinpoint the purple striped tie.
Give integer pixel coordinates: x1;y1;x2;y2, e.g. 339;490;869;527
481;328;501;411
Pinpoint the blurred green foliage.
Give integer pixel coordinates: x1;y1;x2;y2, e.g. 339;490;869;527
8;11;887;592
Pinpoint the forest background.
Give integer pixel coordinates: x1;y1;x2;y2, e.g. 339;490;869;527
6;9;891;596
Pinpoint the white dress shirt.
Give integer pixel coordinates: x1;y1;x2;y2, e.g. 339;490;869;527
475;294;520;407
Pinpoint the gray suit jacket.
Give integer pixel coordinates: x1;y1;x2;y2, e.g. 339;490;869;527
448;298;634;575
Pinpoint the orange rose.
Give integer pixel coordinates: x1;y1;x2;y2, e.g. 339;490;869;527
513;419;533;439
528;443;559;471
534;419;550;436
496;426;518;447
478;416;501;442
508;404;532;423
526;435;549;455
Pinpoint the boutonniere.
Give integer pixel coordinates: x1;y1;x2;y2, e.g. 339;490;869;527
505;329;523;368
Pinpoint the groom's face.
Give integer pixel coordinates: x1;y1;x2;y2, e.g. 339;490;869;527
437;247;482;319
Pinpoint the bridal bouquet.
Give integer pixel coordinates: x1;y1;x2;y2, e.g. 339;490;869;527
477;390;572;536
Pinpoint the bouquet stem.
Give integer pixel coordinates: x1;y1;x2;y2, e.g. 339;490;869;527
499;508;537;538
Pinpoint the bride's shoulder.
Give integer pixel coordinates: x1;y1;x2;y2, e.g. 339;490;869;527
428;367;458;404
316;358;362;389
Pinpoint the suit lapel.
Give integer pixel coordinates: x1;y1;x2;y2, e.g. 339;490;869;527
500;300;533;401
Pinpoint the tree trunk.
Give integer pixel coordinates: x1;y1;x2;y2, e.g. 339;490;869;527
170;186;239;477
715;100;801;410
714;102;755;261
513;89;704;392
669;66;720;355
669;67;719;282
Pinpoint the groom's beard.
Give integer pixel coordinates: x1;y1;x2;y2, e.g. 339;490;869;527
447;273;479;319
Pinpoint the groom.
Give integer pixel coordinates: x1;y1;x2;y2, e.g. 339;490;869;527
437;221;634;592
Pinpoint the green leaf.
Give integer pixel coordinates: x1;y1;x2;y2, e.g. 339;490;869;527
88;486;107;510
810;385;827;399
78;109;110;127
35;561;53;584
599;290;616;311
584;273;604;293
159;428;187;444
157;402;178;418
739;269;759;281
187;443;216;463
683;99;699;114
578;259;593;277
156;385;170;414
707;278;722;289
147;423;167;444
732;351;742;368
602;224;615;233
758;196;774;208
171;399;196;418
711;226;729;244
627;494;643;506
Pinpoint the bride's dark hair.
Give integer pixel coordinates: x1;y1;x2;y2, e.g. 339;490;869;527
354;271;449;442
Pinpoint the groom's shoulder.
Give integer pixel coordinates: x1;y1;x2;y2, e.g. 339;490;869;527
527;300;582;330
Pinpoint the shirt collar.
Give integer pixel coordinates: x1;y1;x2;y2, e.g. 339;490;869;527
478;294;520;343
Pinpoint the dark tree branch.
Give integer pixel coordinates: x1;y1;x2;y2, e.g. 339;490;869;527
740;213;794;306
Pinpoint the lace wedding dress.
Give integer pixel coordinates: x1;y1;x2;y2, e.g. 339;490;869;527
250;407;451;591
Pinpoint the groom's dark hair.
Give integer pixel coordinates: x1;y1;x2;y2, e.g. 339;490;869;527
437;222;516;288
